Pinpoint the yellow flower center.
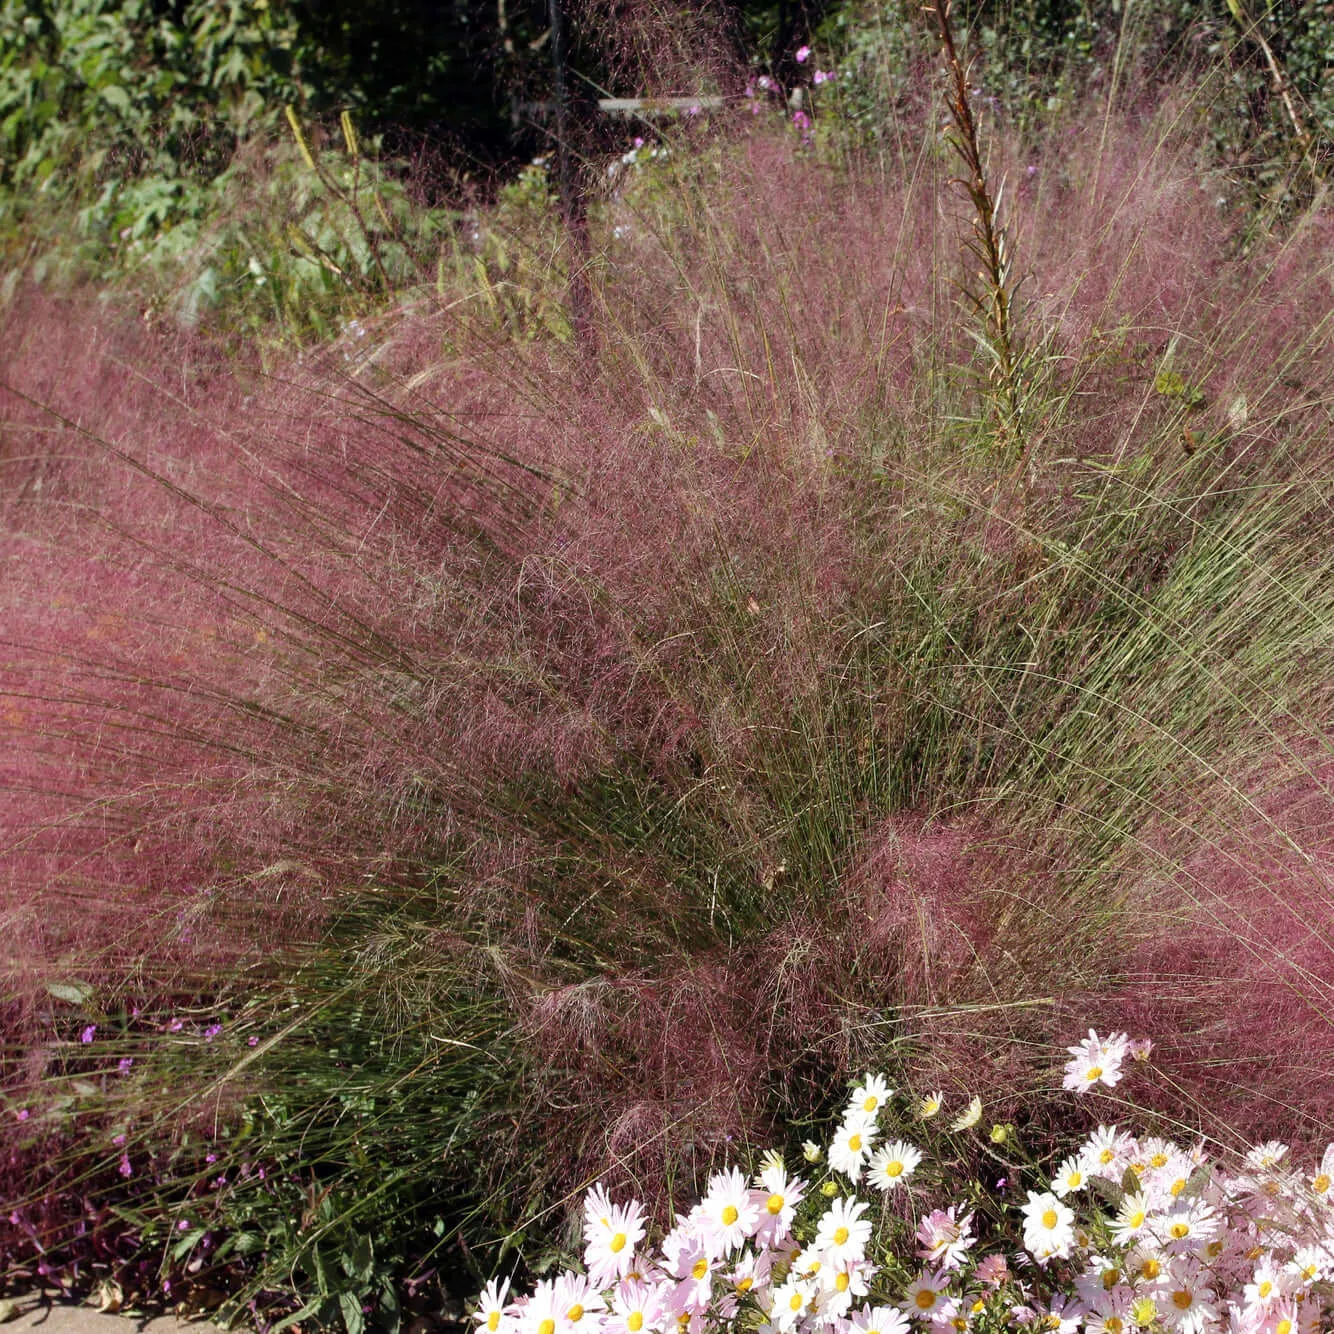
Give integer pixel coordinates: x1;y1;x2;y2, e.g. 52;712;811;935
1172;1291;1193;1311
1170;1223;1190;1239
1103;1269;1121;1290
835;1273;850;1293
1100;1149;1115;1165
863;1096;877;1112
1206;1241;1223;1258
1044;1317;1061;1330
789;1294;804;1313
915;1290;937;1311
1170;1178;1186;1197
833;1226;849;1245
1128;1211;1145;1228
721;1205;739;1226
1276;1321;1292;1334
1150;1153;1168;1168
1313;1173;1331;1194
1105;1319;1123;1334
567;1306;585;1324
691;1258;709;1281
611;1232;627;1253
1131;1299;1157;1327
953;1320;968;1332
539;1321;556;1334
1259;1282;1273;1299
1066;1172;1083;1188
736;1278;753;1294
1085;1066;1103;1081
487;1314;501;1332
886;1161;904;1178
848;1134;862;1152
628;1315;643;1333
1042;1209;1059;1229
971;1300;986;1314
1141;1259;1161;1280
767;1193;785;1215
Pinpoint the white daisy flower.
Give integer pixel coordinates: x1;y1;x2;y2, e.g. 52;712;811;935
1245;1141;1290;1172
849;1073;894;1118
902;1271;950;1321
1063;1030;1126;1093
867;1140;923;1192
474;1277;513;1334
1108;1192;1151;1246
949;1097;983;1132
1020;1191;1076;1263
752;1162;806;1246
1050;1155;1087;1199
585;1199;648;1288
770;1276;815;1331
828;1111;878;1181
813;1196;873;1267
1158;1259;1216;1334
699;1167;759;1258
848;1305;911;1334
1079;1125;1131;1179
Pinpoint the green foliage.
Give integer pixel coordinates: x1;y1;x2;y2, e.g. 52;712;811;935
817;0;1332;203
0;0;306;198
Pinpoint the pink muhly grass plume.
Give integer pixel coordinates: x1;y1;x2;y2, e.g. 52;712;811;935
0;85;1331;1248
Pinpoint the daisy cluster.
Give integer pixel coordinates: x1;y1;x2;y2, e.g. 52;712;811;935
473;1034;1334;1334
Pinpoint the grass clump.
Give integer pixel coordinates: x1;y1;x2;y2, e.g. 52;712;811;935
1;45;1332;1331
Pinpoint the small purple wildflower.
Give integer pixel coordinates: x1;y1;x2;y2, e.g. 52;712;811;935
178;1219;191;1231
16;1108;29;1121
118;1057;134;1073
167;1018;184;1033
119;1155;133;1178
203;1023;222;1041
795;44;811;63
80;1024;97;1043
247;1035;259;1047
792;110;811;130
112;1133;127;1145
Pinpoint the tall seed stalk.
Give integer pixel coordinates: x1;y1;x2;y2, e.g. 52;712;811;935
927;0;1029;459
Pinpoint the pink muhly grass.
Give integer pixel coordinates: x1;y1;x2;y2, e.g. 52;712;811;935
0;82;1331;1259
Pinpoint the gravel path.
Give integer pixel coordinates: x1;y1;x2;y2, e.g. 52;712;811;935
0;1297;222;1334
